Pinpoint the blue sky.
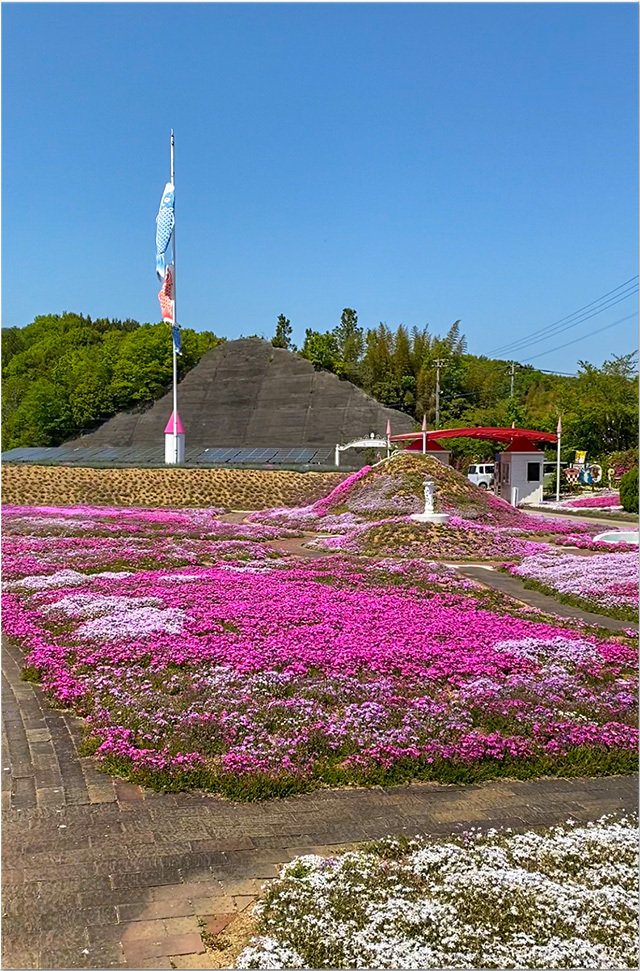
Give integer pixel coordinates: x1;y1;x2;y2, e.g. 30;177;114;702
2;2;638;372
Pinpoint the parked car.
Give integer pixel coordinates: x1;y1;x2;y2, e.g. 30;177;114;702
467;463;495;489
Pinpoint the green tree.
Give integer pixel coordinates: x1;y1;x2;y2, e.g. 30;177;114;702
288;314;637;449
300;330;340;372
392;325;412;379
333;308;363;369
558;354;639;457
4;378;74;447
272;314;294;350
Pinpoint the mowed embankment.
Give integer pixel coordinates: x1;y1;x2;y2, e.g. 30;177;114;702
1;463;346;509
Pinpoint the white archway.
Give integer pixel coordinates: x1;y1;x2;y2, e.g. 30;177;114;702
334;435;390;467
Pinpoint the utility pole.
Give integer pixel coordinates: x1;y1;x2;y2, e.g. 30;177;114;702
434;358;447;429
507;361;520;398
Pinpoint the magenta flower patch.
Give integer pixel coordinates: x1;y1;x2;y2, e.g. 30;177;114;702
2;503;637;795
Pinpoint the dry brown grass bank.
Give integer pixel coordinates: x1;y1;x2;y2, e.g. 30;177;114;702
1;464;345;510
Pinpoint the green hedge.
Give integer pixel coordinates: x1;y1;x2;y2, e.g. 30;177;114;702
619;466;639;513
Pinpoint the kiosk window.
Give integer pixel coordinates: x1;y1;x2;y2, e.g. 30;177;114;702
527;463;540;482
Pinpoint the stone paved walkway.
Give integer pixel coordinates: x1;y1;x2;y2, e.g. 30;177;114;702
2;637;638;970
456;566;639;633
527;506;639;530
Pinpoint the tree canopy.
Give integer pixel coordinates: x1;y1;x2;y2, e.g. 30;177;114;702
2;313;223;449
279;309;638;464
4;309;637;466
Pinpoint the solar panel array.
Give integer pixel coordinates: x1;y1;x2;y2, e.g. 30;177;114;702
1;445;339;468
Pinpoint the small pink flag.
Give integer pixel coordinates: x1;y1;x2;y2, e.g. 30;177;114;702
386;419;391;438
557;415;562;437
422;414;427;432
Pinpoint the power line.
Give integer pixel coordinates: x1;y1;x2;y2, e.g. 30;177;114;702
490;275;638;354
537;368;578;377
489;275;639;356
520;312;639;363
491;286;638;356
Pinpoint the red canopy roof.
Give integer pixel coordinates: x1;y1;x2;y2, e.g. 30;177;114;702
390;426;557;444
503;436;543;453
406;437;448;451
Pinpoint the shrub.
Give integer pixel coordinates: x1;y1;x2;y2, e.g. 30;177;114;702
619;466;639;513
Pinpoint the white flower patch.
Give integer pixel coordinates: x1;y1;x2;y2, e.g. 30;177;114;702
493;636;601;665
221;562;278;573
236;816;639;969
43;593;164;619
161;574;204;583
35;589;187;641
6;569;133;592
237;939;306;970
76;606;186;640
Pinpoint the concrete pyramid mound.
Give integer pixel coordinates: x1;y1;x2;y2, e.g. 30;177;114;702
72;338;414;448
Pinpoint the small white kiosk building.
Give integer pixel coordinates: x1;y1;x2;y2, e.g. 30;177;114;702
494;436;545;507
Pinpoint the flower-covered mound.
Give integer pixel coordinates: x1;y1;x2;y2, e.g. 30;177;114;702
506;550;639;622
249;454;618;562
250;453;579;528
309;517;552;561
236;815;639;969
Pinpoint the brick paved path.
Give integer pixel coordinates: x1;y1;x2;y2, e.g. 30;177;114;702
2;638;638;970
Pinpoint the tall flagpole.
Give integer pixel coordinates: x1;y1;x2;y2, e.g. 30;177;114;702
170;130;178;465
555;415;561;503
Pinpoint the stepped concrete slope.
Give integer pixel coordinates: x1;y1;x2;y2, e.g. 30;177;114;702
71;339;415;448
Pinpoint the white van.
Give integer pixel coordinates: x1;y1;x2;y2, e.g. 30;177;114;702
467;463;495;489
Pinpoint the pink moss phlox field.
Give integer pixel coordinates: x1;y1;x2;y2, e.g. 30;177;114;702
563;493;622;510
1;504;301;541
1;533;286;579
1;504;219;536
3;545;637;785
2;502;637;793
507;550;639;614
552;534;637;551
1;505;301;580
2;504;226;521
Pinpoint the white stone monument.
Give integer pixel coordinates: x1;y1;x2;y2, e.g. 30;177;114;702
410;479;450;525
